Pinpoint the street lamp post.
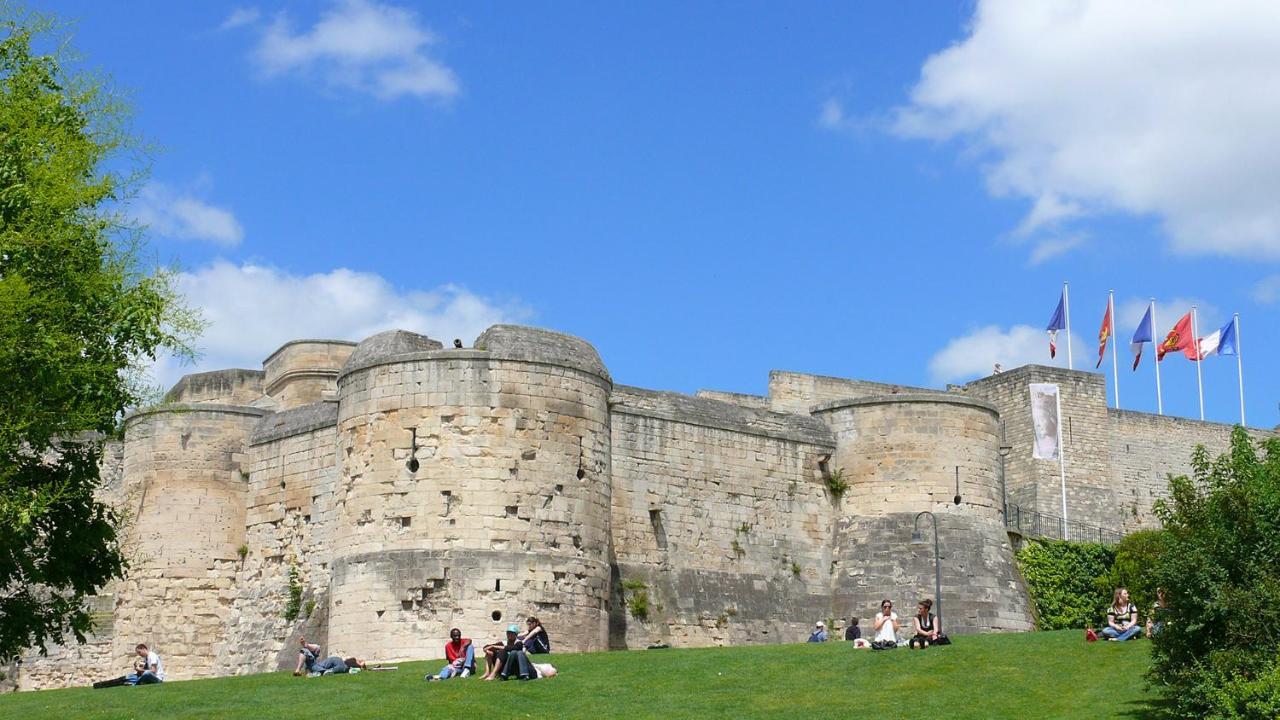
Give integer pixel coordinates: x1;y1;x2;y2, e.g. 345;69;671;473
911;511;942;634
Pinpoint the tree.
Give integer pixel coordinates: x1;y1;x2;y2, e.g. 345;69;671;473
0;7;198;661
1150;428;1280;719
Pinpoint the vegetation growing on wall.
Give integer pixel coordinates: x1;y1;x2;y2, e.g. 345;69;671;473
283;565;304;622
824;468;848;499
1016;539;1114;630
622;579;650;621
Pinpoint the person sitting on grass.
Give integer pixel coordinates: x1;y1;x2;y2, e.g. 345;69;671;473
1145;587;1169;639
521;616;551;655
481;625;522;681
125;643;164;685
909;599;940;649
844;617;861;643
427;628;474;680
1101;587;1140;641
872;599;900;647
807;621;829;642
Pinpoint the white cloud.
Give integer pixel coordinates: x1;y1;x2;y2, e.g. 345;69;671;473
818;99;846;129
1027;235;1086;266
220;7;260;30
1253;275;1280;304
133;183;244;247
247;0;458;101
151;261;527;390
928;324;1087;383
895;0;1280;260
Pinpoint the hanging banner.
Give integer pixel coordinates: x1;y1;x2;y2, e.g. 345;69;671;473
1029;383;1061;460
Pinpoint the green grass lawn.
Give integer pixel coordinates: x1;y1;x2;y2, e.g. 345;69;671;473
0;631;1165;720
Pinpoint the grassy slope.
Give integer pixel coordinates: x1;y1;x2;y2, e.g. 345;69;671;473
0;631;1162;720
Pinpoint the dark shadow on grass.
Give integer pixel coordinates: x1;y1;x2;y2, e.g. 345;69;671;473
1117;695;1177;720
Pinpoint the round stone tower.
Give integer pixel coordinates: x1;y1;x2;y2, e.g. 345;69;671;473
262;339;357;409
114;370;269;679
813;393;1032;634
327;326;613;660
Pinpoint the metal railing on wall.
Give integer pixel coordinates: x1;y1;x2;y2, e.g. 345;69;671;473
1004;503;1125;545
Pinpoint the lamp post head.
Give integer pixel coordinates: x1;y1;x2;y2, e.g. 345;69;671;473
911;531;924;544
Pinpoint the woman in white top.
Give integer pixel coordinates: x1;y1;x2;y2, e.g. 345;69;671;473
872;599;900;645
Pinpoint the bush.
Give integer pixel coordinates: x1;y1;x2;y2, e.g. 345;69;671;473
1016;539;1114;630
1103;528;1166;616
1148;429;1280;719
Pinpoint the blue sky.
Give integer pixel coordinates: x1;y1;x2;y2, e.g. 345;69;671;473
37;0;1280;428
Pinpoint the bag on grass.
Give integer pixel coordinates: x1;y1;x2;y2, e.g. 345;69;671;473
933;633;951;646
870;640;897;650
1085;628;1098;642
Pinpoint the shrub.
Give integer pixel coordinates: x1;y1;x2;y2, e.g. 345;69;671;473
1149;429;1280;719
1102;528;1166;615
283;565;304;622
1016;539;1113;630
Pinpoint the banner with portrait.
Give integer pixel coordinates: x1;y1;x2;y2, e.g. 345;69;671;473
1029;383;1062;461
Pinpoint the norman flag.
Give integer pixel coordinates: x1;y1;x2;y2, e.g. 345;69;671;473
1130;305;1153;370
1158;312;1195;361
1046;291;1067;359
1095;301;1112;369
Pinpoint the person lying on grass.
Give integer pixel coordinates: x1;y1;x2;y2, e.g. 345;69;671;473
1101;587;1140;641
426;628;475;680
293;636;371;676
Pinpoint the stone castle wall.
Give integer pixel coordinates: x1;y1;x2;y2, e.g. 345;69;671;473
13;325;1277;689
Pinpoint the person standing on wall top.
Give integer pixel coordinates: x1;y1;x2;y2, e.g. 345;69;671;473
873;600;900;647
909;599;940;649
126;643;164;685
1101;588;1140;641
808;621;829;642
427;628;474;680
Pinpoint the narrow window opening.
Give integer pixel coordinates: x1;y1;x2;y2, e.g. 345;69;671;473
494;579;501;592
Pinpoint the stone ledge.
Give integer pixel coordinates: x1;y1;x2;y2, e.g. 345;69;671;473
125;402;271;427
337;348;612;390
262;338;357;366
612;385;835;447
810;393;999;417
250;401;339;445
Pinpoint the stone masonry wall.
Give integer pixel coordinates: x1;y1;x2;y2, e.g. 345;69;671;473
111;405;265;682
327;342;612;661
609;386;837;649
815;395;1033;634
768;370;934;414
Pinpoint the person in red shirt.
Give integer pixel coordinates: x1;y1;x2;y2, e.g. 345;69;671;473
427;628;474;680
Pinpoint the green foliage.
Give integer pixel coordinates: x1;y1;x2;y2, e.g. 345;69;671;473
825;467;848;498
236;544;249;560
0;630;1157;719
1016;539;1114;630
283;565;303;622
0;7;199;662
730;539;744;558
790;562;801;578
622;582;649;621
1148;429;1280;719
303;599;316;619
1102;528;1166;615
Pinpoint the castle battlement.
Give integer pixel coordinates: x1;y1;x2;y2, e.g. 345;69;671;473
11;325;1276;689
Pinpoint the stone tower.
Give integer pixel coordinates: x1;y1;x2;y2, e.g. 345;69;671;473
326;326;614;659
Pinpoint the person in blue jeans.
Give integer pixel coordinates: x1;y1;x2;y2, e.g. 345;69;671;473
125;643;164;685
427;628;475;680
1101;588;1141;641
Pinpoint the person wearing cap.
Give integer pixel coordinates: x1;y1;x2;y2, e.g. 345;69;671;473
481;624;522;681
427;628;474;680
807;621;829;642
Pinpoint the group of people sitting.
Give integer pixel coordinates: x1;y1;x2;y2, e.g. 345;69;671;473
292;615;556;682
92;643;166;688
1092;587;1169;642
807;598;947;650
428;615;555;681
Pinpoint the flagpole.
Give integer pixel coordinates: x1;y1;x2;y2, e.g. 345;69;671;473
1055;388;1069;535
1109;290;1120;409
1191;305;1205;421
1151;298;1163;415
1063;281;1073;370
1235;313;1245;426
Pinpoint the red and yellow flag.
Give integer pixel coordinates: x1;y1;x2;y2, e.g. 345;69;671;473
1095;302;1112;369
1157;312;1195;361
